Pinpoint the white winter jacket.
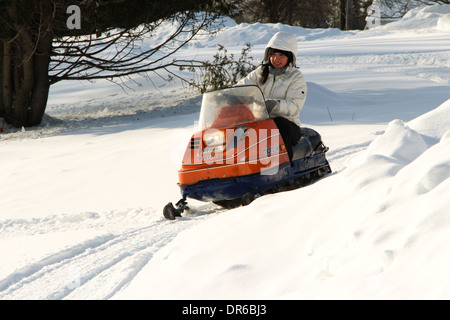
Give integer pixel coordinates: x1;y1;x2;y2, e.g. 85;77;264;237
237;32;307;127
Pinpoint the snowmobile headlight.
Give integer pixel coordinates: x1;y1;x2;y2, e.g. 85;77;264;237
203;129;225;146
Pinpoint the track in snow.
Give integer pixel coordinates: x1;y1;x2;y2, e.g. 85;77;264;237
0;205;219;300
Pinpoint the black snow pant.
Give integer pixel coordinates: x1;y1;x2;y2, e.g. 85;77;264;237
273;117;301;164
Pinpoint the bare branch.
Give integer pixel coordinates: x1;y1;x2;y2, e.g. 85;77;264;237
49;11;221;84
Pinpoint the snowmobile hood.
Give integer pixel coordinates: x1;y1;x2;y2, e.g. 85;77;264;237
264;32;298;67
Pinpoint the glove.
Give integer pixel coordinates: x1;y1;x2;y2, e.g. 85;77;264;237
265;99;279;114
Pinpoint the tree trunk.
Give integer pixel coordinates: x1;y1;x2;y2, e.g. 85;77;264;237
11;28;34;126
0;40;4;117
340;0;346;30
2;41;13;124
346;0;353;30
29;36;52;127
1;27;52;128
340;0;353;30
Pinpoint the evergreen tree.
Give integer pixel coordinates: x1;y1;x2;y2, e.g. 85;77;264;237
0;0;220;127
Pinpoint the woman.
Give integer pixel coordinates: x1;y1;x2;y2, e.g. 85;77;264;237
237;31;307;163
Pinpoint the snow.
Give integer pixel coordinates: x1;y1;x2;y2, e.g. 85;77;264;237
1;5;449;300
383;4;450;31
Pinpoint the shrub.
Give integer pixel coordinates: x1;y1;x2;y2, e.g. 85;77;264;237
184;44;255;93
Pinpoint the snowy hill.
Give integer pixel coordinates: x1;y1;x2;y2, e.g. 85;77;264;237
1;5;449;300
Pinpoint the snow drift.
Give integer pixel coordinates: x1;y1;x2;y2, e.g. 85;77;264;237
382;4;450;31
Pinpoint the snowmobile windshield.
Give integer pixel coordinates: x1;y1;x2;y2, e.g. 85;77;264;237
198;85;269;130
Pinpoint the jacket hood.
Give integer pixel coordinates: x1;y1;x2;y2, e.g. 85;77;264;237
264;32;298;66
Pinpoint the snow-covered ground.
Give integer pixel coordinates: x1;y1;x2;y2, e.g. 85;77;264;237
1;5;449;300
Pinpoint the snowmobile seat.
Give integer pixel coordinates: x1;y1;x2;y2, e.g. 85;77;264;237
291;127;323;160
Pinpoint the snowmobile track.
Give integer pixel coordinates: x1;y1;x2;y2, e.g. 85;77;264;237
0;209;214;300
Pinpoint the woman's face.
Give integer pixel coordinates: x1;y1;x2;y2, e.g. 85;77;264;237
269;52;289;69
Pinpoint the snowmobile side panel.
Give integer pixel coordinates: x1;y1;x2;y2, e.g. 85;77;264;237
178;119;290;186
179;151;331;202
